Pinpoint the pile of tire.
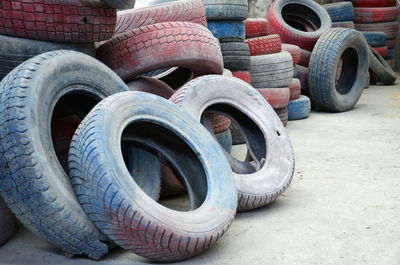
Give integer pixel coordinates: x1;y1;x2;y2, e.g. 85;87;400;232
0;0;296;262
323;1;355;29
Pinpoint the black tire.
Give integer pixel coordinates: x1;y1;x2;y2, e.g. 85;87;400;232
249;51;294;88
322;2;354;22
203;0;248;20
308;28;369;112
0;35;95;82
171;75;295;211
68;91;237;261
368;46;396;85
207;20;245;42
0;196;16;246
221;42;250;71
100;0;135;9
0;50;130;259
362;32;387;47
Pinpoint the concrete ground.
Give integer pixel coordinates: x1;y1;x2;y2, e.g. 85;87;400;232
1;83;400;264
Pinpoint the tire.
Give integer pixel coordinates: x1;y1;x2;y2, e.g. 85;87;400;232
322;2;354;22
232;71;251;83
386;59;395;67
296;64;308;92
293;65;298;77
281;43;301;64
68;91;237;261
0;197;16;246
223;68;233;77
275;108;288;126
267;0;332;51
257;87;290;109
354;7;399;23
126;77;174;99
386;38;396;49
249;51;293;89
332;21;355;29
244;18;269;38
373;46;388;57
100;0;135;9
171;75;295;211
298;48;311;67
355;21;399;39
287;95;311;120
97;22;223;81
114;0;207;35
368;46;396;84
207;20;245;42
216;129;233;153
230;123;245;145
245;35;282;56
0;51;131;259
308;28;369;112
202;0;249;20
361;32;387;47
205;112;232;133
221;42;250;71
0;35;95;82
0;0;116;42
289;78;301;100
157;67;194;90
350;0;397;7
384;48;394;59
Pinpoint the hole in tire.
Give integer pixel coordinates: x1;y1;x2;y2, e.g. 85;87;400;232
335;48;358;95
282;4;321;32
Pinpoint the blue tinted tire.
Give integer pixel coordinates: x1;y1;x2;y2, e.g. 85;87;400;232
287;95;311;120
207;20;245;42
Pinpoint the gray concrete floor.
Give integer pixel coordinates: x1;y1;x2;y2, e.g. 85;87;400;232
1;83;400;264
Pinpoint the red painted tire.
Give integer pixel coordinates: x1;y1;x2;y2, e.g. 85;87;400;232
97;22;223;81
354;7;399;23
244;18;269;38
114;0;206;36
0;0;116;42
386;38;396;49
206;112;232;133
289;78;301;100
355;21;399;39
373;46;388;57
296;64;308;92
232;71;251;84
257;87;290;109
281;43;301;64
298;48;311;67
267;0;332;51
350;0;397;7
275;108;288;126
245;34;281;56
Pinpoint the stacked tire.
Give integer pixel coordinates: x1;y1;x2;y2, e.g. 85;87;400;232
323;2;355;29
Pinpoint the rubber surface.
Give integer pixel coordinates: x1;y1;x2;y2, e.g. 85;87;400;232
221;42;250;71
0;0;116;42
171;75;295;211
287;95;311;120
257;87;290;109
69;91;237;261
354;7;399;23
350;0;397;7
232;71;251;83
203;0;248;20
267;0;332;51
207;20;245;42
293;65;297;77
97;22;223;81
332;21;355;29
281;43;301;64
114;0;207;35
323;2;354;22
244;18;269;38
249;51;293;88
368;46;396;84
0;50;131;259
298;48;311;67
362;32;387;47
289;78;301;100
275;108;288;126
296;64;308;92
308;28;369;112
126;77;174;99
0;35;95;82
245;34;282;56
0;197;16;246
373;46;388;57
355;21;399;39
384;48;394;59
386;38;396;49
216;128;233;153
100;0;135;9
205;112;232;133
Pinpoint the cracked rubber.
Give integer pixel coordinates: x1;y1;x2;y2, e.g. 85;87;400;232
245;34;282;56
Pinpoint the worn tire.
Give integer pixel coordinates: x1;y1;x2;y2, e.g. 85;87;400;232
100;0;135;9
171;75;295;211
298;48;311;67
293;65;298;77
368;46;396;85
355;21;399;39
287;95;311;120
323;2;354;22
0;196;16;246
216;129;233;153
332;21;355;29
207;20;245;42
202;0;248;20
362;31;387;47
386;38;396;49
289;78;301;100
275;107;288;126
221;42;250;71
245;34;282;56
0;51;132;259
354;7;399;23
257;87;290;109
0;0;116;42
282;43;301;64
350;0;397;7
244;18;269;38
69;91;237;261
126;77;174;99
373;46;388;57
205;112;232;133
249;51;293;89
267;0;332;51
308;28;369;112
384;48;394;59
0;35;95;82
232;71;251;83
114;0;206;35
296;64;308;92
97;22;223;81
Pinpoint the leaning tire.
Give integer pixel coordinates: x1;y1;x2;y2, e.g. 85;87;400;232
202;0;249;20
245;35;282;56
322;2;354;22
69;91;237;261
308;28;369;112
207;20;246;42
287;95;311;120
171;75;295;211
368;46;396;85
0;197;16;246
0;51;131;259
221;42;250;71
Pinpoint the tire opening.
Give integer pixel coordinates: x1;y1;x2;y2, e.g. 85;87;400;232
282;4;321;32
335;48;358;95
